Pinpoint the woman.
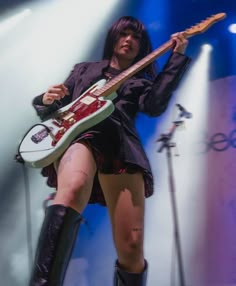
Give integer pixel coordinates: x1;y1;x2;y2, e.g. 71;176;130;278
30;16;190;286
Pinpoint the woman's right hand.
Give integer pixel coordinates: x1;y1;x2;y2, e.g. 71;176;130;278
42;84;70;105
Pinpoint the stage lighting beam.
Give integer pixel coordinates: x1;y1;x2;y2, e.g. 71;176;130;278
0;9;31;37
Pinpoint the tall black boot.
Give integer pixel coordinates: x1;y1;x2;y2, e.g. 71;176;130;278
29;204;83;286
114;260;148;286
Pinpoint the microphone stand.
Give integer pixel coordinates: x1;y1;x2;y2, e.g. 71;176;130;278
156;105;192;286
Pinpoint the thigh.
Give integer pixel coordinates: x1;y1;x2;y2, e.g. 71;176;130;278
53;142;97;212
98;172;145;244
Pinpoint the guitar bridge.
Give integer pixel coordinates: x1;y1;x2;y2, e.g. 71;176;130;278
52;111;75;127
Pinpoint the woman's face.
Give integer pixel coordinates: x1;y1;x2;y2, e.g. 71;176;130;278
113;29;141;63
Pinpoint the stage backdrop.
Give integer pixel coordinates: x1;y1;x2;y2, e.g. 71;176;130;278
205;75;236;286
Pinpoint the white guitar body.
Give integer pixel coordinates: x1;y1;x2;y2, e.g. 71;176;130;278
19;79;116;168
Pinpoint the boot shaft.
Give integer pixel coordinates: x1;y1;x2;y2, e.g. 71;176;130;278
29;204;82;286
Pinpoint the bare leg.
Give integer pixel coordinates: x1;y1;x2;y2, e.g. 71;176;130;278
54;142;97;213
98;172;145;273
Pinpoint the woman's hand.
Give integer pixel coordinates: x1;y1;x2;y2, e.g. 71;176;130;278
171;32;189;54
42;84;69;105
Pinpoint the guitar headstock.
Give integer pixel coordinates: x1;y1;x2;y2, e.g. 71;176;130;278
184;13;226;37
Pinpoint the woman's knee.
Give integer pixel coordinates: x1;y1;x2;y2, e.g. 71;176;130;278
116;231;145;272
116;227;144;261
63;177;89;199
55;175;93;211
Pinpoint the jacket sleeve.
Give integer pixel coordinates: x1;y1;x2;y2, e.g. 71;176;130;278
139;52;191;117
32;63;84;120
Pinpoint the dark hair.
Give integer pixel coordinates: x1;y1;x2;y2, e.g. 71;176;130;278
102;16;157;79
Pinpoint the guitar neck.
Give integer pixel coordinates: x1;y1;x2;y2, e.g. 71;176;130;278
93;39;174;97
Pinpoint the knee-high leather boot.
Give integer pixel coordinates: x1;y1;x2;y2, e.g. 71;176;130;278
29;204;83;286
113;260;148;286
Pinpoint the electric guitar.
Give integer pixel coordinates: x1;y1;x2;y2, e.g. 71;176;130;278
18;13;226;168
